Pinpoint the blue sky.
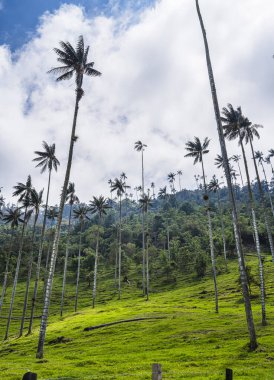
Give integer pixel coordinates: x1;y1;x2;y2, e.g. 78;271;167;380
0;0;154;50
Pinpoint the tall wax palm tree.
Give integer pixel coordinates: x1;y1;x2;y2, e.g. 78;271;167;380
222;105;267;326
19;189;43;337
37;35;101;358
111;177;128;300
177;170;183;191
0;208;23;315
185;136;218;313
151;182;155;199
5;176;34;340
254;150;274;217
195;0;257;348
167;172;176;192
29;141;60;334
243;125;274;261
158;186;168;200
73;204;90;312
139;193;153;301
231;155;244;188
134;140;147;296
208;175;227;268
89;196;110;308
60;182;79;317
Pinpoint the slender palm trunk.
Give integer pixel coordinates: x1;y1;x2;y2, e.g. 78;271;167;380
28;170;51;334
236;161;244;188
19;213;39;337
75;221;83;312
167;224;171;262
5;210;28;340
201;157;218;313
145;218;149;301
36;84;82;359
260;161;274;217
195;0;257;349
118;196;122;300
249;140;274;262
217;190;227;270
92;219;101;308
114;224;118;286
239;136;266;325
60;205;73;317
141;150;146;296
0;233;15;315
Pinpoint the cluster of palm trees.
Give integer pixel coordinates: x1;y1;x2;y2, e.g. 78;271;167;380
1;1;274;359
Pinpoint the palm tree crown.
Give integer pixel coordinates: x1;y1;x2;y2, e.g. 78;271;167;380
89;196;111;218
185;137;210;164
48;35;101;89
134;141;147;152
33;141;60;174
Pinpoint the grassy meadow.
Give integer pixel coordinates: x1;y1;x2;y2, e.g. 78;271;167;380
0;257;274;379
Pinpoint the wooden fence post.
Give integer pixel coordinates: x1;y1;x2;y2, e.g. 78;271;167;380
152;363;162;380
226;368;233;380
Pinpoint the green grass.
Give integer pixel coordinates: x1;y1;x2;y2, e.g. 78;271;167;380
1;257;274;379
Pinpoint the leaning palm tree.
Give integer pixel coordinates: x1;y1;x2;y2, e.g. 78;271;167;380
138;193;153;301
134;140;147;296
37;36;101;358
28;141;60;334
208;175;227;268
0;208;23;315
89;196;110;308
254;150;274;217
111;177;128;300
19;188;43;337
195;0;257;349
222;105;267;326
185;136;218;314
60;182;79;317
5;176;34;340
73;204;90;312
244;126;274;261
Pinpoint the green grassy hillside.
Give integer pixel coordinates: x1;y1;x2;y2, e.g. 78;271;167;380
0;257;274;379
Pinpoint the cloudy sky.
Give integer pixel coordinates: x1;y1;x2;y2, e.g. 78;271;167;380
0;0;274;205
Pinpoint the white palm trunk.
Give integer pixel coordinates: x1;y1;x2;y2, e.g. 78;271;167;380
195;0;257;348
141;149;146;296
4;211;28;340
36;84;82;358
74;221;83;312
118;196;122;300
28;169;51;334
239;137;267;325
19;213;39;337
92;223;100;308
217;190;227;268
0;234;14;315
201;158;218;313
60;205;73;316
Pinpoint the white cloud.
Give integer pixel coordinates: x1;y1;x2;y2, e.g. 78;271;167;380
1;0;274;205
